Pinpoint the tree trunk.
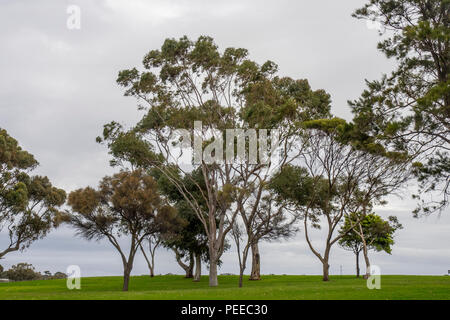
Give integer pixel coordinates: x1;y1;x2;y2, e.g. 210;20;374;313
321;245;331;282
193;253;201;282
249;243;261;281
358;222;371;279
123;267;131;291
239;268;244;288
150;247;156;277
150;265;154;278
140;243;155;278
362;244;371;279
356;251;360;278
174;249;194;278
187;252;194;278
209;254;219;287
322;261;330;282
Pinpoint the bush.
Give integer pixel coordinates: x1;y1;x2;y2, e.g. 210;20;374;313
4;263;40;281
1;263;68;281
52;272;67;279
39;271;67;280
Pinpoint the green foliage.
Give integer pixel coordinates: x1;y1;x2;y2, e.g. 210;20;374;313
0;129;66;259
302;118;410;161
0;129;37;170
241;77;331;129
97;122;161;168
339;213;403;255
268;165;315;207
3;263;40;282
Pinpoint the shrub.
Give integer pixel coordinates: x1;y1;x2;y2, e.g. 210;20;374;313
4;263;40;281
1;263;68;281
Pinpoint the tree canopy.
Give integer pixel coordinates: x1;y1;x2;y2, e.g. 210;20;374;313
0;129;66;259
66;169;181;291
339;213;402;255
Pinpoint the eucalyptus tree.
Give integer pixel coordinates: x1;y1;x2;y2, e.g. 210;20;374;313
139;234;162;278
270;118;410;281
0;129;66;260
66;170;179;291
339;213;403;278
140;215;187;278
351;0;449;215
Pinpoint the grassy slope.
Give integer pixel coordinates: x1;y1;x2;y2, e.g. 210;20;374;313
0;275;449;300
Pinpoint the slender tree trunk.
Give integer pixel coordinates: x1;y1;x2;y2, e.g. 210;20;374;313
362;244;371;279
249;243;261;281
150;244;156;277
322;261;330;282
322;248;331;282
140;243;155;277
193;253;201;282
123;265;131;291
150;264;155;278
356;251;360;278
209;249;219;287
358;222;371;279
239;268;244;288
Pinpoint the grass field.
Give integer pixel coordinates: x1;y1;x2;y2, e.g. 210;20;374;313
0;275;449;300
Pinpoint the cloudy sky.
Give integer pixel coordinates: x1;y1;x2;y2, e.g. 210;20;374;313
1;0;449;278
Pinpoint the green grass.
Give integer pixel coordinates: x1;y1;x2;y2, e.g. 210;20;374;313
0;275;449;300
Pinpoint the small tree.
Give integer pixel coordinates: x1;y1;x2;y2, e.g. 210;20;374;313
339;213;403;278
66;169;178;291
52;272;67;279
139;210;186;278
139;234;162;278
231;194;298;287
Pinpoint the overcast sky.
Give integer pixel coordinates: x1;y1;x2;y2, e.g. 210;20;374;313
1;0;449;278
